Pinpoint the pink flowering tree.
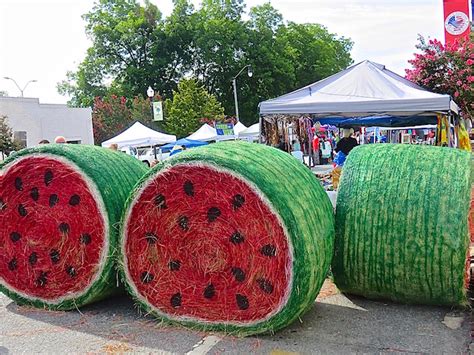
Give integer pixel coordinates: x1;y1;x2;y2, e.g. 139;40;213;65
406;34;473;121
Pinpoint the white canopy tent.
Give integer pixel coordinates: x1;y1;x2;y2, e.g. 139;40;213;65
238;123;259;138
186;124;217;141
233;122;248;135
259;60;459;118
101;122;176;148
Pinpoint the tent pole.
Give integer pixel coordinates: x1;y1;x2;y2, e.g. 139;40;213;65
258;115;263;144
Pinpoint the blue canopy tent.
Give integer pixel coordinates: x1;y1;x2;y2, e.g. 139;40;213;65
161;138;208;152
318;114;438;128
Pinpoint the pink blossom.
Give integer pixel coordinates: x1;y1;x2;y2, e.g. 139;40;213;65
454;91;460;98
467;59;474;66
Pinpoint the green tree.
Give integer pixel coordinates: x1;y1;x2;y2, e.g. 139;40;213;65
164;78;224;137
0;115;21;158
58;0;167;107
406;34;473;121
59;0;353;125
92;94;133;144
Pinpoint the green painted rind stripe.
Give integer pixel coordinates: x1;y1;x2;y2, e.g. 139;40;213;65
119;141;335;336
333;144;471;306
0;144;148;310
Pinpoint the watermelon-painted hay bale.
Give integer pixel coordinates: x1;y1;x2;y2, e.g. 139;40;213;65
120;141;334;336
0;144;148;310
333;144;471;306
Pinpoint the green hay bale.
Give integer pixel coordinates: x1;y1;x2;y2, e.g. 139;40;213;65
120;141;334;336
0;144;148;310
333;144;471;306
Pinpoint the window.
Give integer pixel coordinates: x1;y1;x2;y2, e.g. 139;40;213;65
13;131;27;149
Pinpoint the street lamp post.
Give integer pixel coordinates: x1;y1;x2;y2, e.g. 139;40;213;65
147;86;157;159
147;85;155;118
3;77;37;97
232;65;253;122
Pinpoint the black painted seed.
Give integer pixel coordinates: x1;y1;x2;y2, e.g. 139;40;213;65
168;260;181;271
69;194;80;206
30;187;39;201
230;232;244;245
10;232;21;243
8;258;17;271
231;267;245;282
49;194;59;207
140;271;154;284
0;198;5;211
170;293;182;308
50;249;60;264
44;170;53;186
207;207;221;222
154;194;167;209
18;204;27;217
232;194;245;209
14;177;23;191
261;244;276;257
203;284;216;299
257;278;274;294
66;266;77;277
29;252;38;265
178;216;189;231
183;181;194;196
59;222;70;234
35;272;48;287
236;294;249;310
80;233;91;245
145;232;159;244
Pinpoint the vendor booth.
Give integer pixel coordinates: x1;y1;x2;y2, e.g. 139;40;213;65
186;124;218;142
258;60;467;192
101;121;176;148
258;60;463;156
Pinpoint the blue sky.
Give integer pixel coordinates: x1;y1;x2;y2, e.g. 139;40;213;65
0;0;447;104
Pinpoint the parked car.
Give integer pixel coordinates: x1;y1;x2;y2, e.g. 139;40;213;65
119;146;139;158
138;147;170;166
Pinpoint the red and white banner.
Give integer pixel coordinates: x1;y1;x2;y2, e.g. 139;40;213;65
443;0;470;45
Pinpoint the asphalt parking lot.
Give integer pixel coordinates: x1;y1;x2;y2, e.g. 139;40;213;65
0;280;469;354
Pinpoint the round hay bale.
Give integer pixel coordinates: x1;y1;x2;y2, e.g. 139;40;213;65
120;141;334;336
0;144;148;309
333;144;471;306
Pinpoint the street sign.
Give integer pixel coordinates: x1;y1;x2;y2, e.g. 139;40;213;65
153;101;164;121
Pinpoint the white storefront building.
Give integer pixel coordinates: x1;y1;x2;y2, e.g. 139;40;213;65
0;97;94;147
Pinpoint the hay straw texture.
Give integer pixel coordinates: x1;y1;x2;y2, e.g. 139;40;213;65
0;144;148;310
333;144;471;306
120;141;334;336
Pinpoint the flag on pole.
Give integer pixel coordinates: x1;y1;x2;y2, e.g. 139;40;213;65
443;0;470;45
152;101;163;121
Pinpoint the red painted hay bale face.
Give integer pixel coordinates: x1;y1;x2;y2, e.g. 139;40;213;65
120;141;335;336
0;155;108;305
123;164;292;324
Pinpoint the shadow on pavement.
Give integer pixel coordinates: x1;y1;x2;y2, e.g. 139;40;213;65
4;292;470;354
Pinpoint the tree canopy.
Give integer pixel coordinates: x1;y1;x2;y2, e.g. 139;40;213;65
58;0;353;125
164;78;225;138
406;34;473;121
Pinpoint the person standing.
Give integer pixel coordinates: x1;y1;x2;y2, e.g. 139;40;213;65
321;138;332;164
312;135;320;165
335;128;358;157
